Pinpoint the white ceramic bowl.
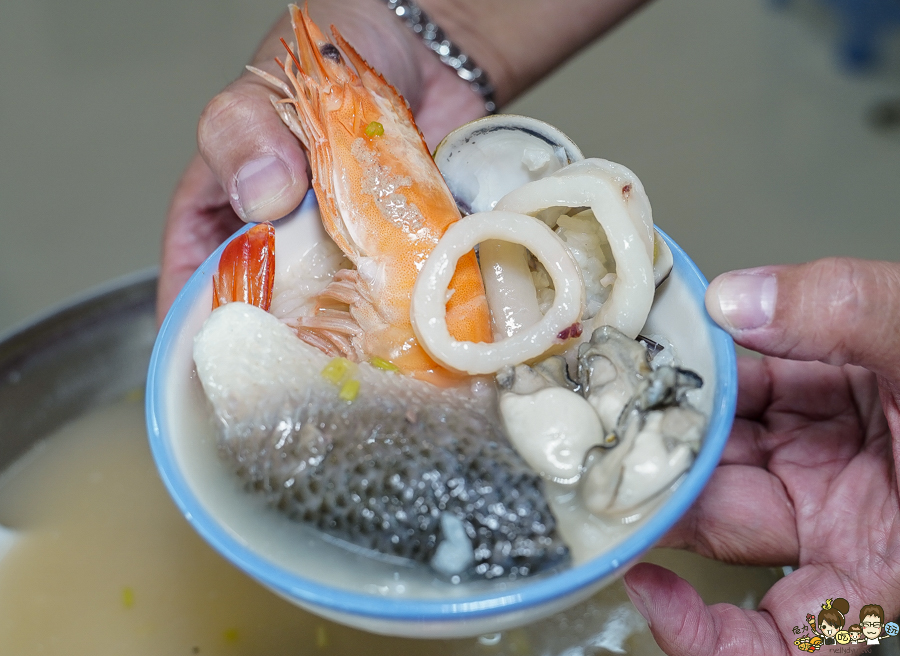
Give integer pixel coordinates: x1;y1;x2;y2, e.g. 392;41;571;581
146;192;737;638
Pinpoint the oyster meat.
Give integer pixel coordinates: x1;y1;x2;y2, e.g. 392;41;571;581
495;326;706;518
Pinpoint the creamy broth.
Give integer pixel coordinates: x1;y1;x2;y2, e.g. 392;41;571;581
0;395;779;654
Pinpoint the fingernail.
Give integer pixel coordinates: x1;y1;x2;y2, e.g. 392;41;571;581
624;579;652;627
710;271;777;331
234;155;293;221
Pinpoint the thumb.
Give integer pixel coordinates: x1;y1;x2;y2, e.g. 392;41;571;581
705;257;900;379
623;563;788;656
197;67;309;224
197;12;311;224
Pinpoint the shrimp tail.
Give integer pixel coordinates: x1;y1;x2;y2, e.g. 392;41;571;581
212;223;276;310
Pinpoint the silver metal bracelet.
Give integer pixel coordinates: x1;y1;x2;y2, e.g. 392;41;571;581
382;0;497;114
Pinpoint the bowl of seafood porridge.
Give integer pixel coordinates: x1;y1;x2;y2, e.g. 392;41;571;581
147;5;736;639
147;191;736;639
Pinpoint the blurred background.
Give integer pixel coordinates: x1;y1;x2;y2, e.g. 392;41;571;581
0;0;899;333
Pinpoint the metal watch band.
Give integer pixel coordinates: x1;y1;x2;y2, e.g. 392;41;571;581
382;0;497;114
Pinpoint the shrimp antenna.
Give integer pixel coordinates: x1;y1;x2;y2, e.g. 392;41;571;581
280;38;303;72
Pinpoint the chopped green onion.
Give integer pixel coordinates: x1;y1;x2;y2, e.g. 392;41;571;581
321;357;355;384
316;625;329;648
339;379;360;402
365;121;384;137
223;628;240;643
121;587;135;609
369;356;399;372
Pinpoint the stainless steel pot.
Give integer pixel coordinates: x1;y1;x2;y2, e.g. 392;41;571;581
0;271;157;469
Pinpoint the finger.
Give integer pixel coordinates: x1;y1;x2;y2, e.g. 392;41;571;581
734;355;772;420
623;563;789;656
705;258;900;380
157;154;243;324
197;11;309;224
719;357;775;468
197;72;309;224
728;356;874;466
659;464;799;566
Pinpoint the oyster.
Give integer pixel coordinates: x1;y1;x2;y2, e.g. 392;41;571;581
577;326;704;515
497;362;602;483
494;326;705;518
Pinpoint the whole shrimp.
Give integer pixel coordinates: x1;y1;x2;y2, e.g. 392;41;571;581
222;4;491;383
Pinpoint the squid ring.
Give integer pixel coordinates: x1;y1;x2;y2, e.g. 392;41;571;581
411;211;584;375
496;160;655;338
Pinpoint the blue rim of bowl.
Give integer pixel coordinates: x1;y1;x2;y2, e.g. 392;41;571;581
147;215;737;623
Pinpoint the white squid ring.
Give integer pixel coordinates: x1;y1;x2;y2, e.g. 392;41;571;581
411;211;584;375
495;161;655;338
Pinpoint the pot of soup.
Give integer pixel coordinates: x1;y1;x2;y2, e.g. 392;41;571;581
0;272;780;654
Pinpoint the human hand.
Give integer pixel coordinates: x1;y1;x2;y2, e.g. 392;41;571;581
624;257;900;655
